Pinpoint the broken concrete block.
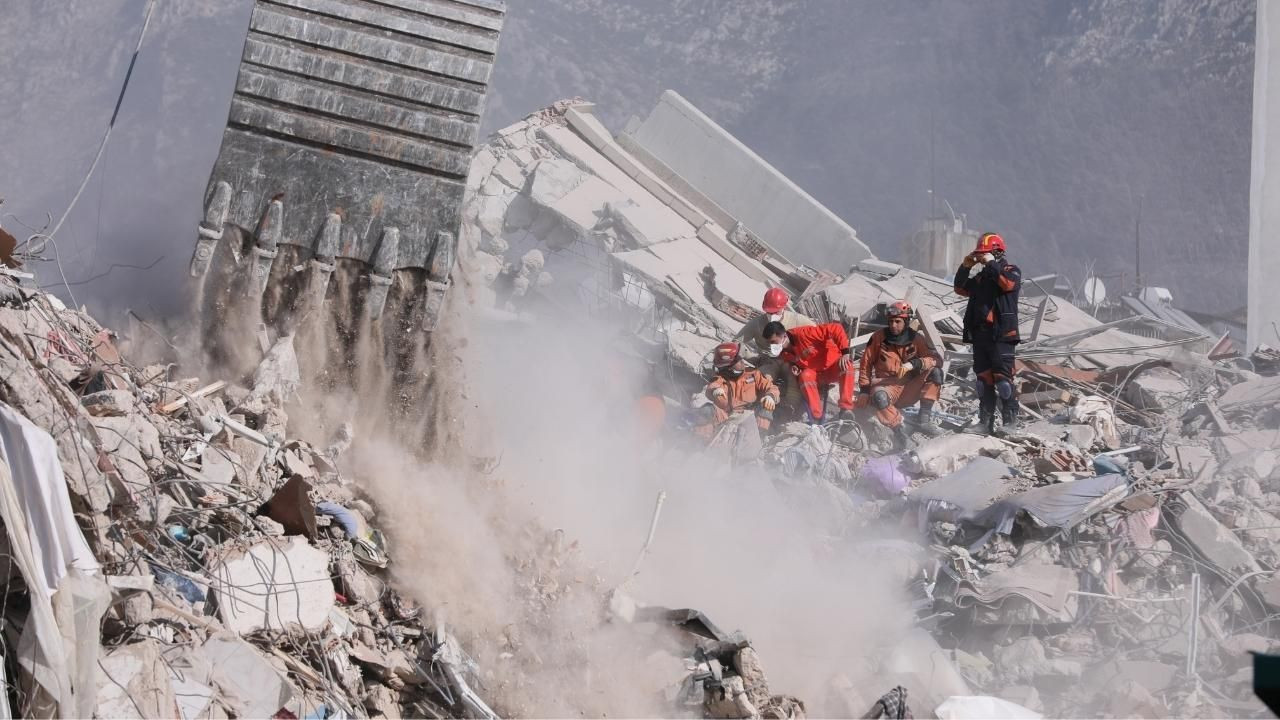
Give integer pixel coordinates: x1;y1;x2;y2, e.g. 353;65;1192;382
1064;423;1096;450
526;157;585;209
465;148;498;191
252;334;300;404
1172;493;1263;575
1174;444;1217;478
1124;367;1189;412
92;414;161;490
491;155;525;189
81;389;135;416
475;192;513;239
335;554;383;607
96;639;179;719
479;174;508;196
208;536;334;634
364;683;403;719
200;447;239;487
605;199;689;248
1217;429;1280;455
200;633;296;719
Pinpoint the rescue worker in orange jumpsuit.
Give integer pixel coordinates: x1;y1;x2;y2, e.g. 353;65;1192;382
762;320;857;423
694;342;780;440
953;232;1022;434
734;287;815;422
858;300;945;447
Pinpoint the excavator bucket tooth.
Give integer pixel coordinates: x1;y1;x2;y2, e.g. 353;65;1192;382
189;0;505;390
191;180;232;279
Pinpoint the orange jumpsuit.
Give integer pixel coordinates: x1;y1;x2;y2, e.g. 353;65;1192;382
696;369;780;439
857;329;941;428
780;323;857;421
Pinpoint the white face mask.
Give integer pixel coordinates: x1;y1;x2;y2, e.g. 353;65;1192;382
768;343;784;357
768;313;783;322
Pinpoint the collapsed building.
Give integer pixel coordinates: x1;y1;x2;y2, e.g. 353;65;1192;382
0;63;1277;717
457;92;1280;717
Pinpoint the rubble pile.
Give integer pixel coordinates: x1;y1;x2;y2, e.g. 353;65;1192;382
0;85;1275;718
0;276;499;718
451;94;1280;717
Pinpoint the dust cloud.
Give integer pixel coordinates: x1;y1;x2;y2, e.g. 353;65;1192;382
294;284;922;716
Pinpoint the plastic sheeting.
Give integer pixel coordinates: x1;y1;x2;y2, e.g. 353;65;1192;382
973;473;1128;535
861;454;909;495
911;456;1016;524
0;402;107;717
0;403;100;593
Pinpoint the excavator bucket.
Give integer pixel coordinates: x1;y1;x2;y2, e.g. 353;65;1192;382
190;0;504;410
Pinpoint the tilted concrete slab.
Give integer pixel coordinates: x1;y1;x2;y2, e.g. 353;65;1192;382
623;90;873;269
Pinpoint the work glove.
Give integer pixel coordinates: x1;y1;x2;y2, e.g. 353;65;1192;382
961;254;977;269
896;359;922;379
709;387;729;409
980;253;995;264
761;396;778;411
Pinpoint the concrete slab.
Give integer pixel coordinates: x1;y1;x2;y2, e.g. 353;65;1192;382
1173;493;1263;575
622;90;872;268
208;536;334;634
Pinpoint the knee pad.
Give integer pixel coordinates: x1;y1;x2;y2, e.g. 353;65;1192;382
995;379;1014;400
974;378;989;397
872;389;892;410
926;367;943;385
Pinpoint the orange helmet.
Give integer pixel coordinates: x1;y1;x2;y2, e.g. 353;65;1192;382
762;287;789;314
975;232;1006;253
887;300;913;319
712;342;742;368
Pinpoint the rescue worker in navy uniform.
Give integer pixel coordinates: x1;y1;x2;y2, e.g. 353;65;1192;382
953;232;1022;434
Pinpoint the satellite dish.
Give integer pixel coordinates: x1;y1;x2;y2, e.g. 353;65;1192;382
1083;276;1107;306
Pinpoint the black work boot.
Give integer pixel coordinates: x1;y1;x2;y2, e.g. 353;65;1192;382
978;388;998;435
1000;397;1021;434
914;403;945;437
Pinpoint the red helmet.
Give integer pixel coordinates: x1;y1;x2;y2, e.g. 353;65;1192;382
762;287;789;314
887;300;913;319
712;342;742;368
975;232;1006;253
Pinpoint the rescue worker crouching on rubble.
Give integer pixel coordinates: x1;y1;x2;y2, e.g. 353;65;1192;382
733;287;815;421
762;320;857;424
953;232;1023;434
858;300;945;447
693;342;780;440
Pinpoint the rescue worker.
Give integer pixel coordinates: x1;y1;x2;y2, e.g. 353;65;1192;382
762;320;857;423
733;288;815;355
694;342;780;440
858;300;945;445
733;287;814;420
953;232;1023;434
